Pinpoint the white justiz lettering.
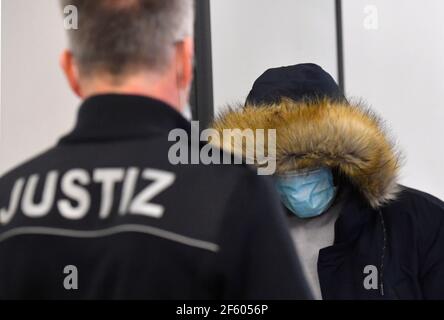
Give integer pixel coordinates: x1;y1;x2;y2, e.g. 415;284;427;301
0;167;176;226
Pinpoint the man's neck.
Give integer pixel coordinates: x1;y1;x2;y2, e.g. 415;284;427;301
80;72;182;112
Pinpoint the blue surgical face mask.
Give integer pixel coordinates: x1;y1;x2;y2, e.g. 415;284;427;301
275;167;337;219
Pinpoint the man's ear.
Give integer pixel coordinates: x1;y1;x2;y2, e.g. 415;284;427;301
60;50;83;98
175;36;194;90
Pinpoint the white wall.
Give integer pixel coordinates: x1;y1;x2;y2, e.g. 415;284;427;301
0;0;79;175
342;0;444;199
2;0;443;200
210;0;338;114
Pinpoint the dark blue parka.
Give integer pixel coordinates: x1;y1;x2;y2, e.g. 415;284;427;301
318;185;444;299
212;64;444;300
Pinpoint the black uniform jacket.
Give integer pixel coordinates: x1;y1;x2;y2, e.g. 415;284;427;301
0;94;310;300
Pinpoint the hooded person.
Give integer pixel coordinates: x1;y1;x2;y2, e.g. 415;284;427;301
211;63;444;300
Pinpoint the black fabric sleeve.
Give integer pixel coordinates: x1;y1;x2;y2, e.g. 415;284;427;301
215;170;312;300
417;192;444;299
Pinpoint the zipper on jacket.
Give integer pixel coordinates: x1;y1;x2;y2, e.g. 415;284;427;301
378;209;387;297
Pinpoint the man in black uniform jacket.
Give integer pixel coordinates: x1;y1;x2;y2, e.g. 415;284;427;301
0;0;310;299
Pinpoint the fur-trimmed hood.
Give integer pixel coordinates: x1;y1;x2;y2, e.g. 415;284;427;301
211;99;403;209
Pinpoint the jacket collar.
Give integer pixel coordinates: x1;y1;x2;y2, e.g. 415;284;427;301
59;94;191;144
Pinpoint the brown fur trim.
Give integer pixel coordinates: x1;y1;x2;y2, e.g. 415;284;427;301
211;99;403;208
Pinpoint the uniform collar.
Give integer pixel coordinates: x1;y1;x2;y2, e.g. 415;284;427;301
59;94;191;144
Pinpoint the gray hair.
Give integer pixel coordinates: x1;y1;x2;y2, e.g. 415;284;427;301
61;0;194;76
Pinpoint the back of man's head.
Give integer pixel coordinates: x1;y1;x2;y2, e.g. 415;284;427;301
61;0;194;76
60;0;194;111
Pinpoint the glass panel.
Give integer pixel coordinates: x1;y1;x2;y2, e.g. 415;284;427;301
210;0;338;114
342;0;444;199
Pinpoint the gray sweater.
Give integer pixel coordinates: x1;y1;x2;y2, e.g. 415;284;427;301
288;188;348;300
